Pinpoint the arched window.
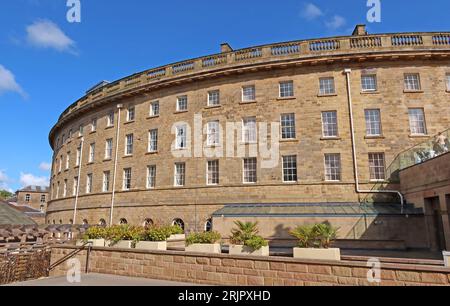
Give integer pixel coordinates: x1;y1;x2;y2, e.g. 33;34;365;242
172;218;185;231
98;219;107;227
69;219;74;225
143;218;153;227
59;220;63;224
119;218;128;225
82;219;89;225
52;220;56;225
205;219;213;232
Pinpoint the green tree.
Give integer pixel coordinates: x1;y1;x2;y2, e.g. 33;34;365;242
0;190;13;201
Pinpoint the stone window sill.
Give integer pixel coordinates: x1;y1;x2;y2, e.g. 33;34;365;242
361;90;379;95
276;97;296;101
124;120;135;125
205;105;222;109
174;110;189;114
409;134;429;138
321;137;341;141
240;100;257;105
365;135;385;140
403;90;423;94
317;93;338;97
147;115;160;119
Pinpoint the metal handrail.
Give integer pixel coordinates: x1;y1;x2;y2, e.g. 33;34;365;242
47;241;92;273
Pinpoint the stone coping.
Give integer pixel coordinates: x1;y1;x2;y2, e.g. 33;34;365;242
52;245;450;274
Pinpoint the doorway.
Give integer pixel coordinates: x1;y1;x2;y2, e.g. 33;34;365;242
425;197;446;251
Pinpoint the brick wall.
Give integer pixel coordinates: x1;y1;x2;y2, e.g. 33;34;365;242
50;246;450;286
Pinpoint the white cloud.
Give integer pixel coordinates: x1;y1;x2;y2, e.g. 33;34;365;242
0;170;13;192
0;65;26;97
39;162;52;172
26;20;76;53
325;15;346;30
301;3;324;20
20;173;49;188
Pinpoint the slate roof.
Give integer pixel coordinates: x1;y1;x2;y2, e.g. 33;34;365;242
17;186;49;193
212;203;424;217
0;200;37;226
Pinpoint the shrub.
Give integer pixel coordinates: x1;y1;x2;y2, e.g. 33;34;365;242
230;221;268;251
161;225;184;237
82;226;107;241
141;228;171;242
105;225;145;244
186;231;221;246
290;222;339;249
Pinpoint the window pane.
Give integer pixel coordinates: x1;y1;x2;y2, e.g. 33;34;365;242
123;168;132;190
322;111;338;137
325;154;341;181
409;108;427;135
242;86;255;102
175;163;186;186
361;75;377;91
365;109;382;136
283;155;298;182
207;121;220;146
208;91;220;106
177;96;188;111
319;78;335;95
127;107;135;121
176;125;187;149
207;160;219;185
404;74;421;91
281;114;296;139
280;81;294;98
147;165;156;189
243;158;257;183
369;153;386;181
243;117;257;143
126;134;134;155
149;129;158;152
150;102;160;116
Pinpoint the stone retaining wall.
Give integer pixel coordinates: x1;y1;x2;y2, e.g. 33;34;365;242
50;246;450;286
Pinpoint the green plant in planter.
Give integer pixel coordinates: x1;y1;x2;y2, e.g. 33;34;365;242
105;225;145;245
141;228;171;242
82;226;107;241
290;223;339;249
230;221;268;251
161;225;184;237
186;231;221;246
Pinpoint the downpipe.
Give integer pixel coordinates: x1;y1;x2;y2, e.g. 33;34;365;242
343;69;405;214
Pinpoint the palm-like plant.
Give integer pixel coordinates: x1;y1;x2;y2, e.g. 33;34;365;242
314;223;338;249
290;223;339;249
230;221;259;245
289;225;317;248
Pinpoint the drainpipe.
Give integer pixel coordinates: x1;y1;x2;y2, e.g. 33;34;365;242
109;104;123;226
343;69;405;213
73;137;85;224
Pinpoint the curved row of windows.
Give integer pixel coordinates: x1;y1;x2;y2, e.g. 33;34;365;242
47;217;213;232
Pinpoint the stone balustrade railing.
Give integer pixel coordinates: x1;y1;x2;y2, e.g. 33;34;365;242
55;32;450;125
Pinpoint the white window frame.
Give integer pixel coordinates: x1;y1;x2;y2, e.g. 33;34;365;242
127;106;135;122
404;73;421;91
125;134;134;156
324;154;341;182
174;163;186;187
207;121;220;146
281;113;296;140
91;118;97;132
242;85;256;102
282;155;298;183
148;129;158;153
243;158;257;184
102;171;110;192
208;90;220;106
279;81;294;98
321;111;338;138
73;177;78;196
76;146;81;166
150;101;160;117
319;77;336;95
446;74;450;91
66;152;70;170
88;143;95;163
107;112;114;127
369;153;386;182
207;160;219;186
25;194;31;202
365;109;382;136
408;108;427;135
361;74;378;92
242;117;257;144
123;168;132;191
147;165;156;189
63;180;67;197
177;96;188;112
105;139;113;160
175;125;187;149
86;174;93;194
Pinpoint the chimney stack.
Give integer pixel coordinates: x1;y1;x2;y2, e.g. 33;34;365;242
352;25;368;36
221;43;233;53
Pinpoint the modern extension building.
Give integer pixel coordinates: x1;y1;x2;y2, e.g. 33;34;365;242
47;25;450;250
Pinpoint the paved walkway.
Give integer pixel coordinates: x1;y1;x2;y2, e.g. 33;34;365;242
7;273;198;286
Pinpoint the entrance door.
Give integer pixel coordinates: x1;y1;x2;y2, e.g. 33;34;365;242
426;197;446;251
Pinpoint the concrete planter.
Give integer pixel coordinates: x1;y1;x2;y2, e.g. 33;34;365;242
229;245;270;257
110;240;134;249
293;248;341;261
185;243;221;254
135;241;167;251
76;239;105;247
168;234;185;241
444;251;450;267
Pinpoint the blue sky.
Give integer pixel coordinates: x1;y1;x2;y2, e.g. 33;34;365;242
0;0;449;192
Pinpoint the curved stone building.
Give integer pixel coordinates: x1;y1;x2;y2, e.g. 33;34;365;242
48;25;450;248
